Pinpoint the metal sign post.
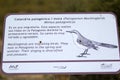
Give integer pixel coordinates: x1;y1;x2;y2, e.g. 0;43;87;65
2;13;120;74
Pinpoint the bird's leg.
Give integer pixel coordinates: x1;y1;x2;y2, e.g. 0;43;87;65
83;49;90;55
81;49;88;56
77;49;90;57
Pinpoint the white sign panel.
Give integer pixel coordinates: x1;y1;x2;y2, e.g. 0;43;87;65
2;13;120;74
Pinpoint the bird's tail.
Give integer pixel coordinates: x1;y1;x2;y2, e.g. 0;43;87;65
99;43;117;48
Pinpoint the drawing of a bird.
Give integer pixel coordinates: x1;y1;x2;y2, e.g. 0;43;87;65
66;30;118;57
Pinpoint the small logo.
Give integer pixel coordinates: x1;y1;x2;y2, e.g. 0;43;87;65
101;63;112;69
9;65;19;70
53;66;67;69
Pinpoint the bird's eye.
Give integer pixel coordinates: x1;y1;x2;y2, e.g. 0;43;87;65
79;40;81;42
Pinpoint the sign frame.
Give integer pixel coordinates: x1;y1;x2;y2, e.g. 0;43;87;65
1;12;120;74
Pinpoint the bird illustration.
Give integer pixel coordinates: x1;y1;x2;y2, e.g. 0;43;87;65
66;30;118;57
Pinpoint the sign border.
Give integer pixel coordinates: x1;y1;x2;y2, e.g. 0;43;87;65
1;12;120;75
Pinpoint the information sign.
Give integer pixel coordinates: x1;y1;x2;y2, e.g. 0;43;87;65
2;13;120;74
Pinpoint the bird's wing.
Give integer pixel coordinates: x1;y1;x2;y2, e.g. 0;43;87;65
92;41;117;48
77;38;98;50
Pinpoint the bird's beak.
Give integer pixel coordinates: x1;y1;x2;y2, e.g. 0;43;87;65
66;31;73;33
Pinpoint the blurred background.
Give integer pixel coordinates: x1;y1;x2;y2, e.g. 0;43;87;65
0;0;120;80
